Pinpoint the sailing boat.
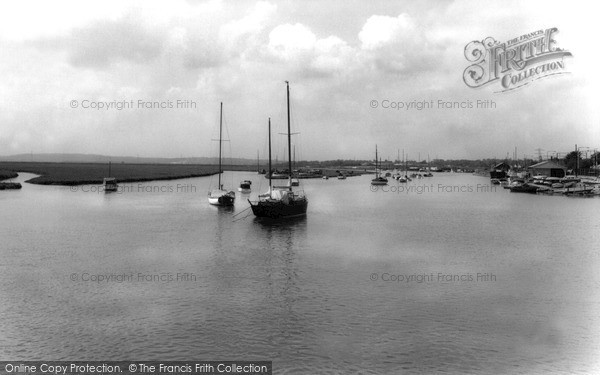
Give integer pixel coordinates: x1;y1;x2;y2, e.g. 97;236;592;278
371;145;388;185
248;81;308;219
208;102;235;206
257;150;266;174
103;161;118;192
423;154;433;177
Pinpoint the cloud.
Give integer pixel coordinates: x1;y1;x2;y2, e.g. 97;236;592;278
359;14;416;50
358;13;443;74
0;1;597;160
67;16;166;68
268;23;317;59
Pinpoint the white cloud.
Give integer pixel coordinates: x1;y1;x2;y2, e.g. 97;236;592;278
268;23;317;60
359;14;415;50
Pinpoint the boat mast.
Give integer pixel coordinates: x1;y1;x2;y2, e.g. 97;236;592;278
375;145;378;177
218;102;223;189
286;81;292;191
268;118;272;195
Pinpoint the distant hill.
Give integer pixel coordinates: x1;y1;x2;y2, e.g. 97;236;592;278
0;153;261;165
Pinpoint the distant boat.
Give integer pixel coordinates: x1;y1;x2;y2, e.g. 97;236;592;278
268;171;289;179
256;150;264;174
238;180;252;193
337;174;346;180
371;145;388;186
248;81;308;219
208;102;235;206
509;183;538;194
103;161;118;192
322;176;329;180
291;178;300;186
398;151;410;182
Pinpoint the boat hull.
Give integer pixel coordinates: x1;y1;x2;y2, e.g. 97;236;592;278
249;198;308;219
371;178;388;185
509;184;538;194
208;191;236;206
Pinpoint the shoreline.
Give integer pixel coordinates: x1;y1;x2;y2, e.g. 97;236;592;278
0;162;224;186
0;170;22;189
0;162;371;186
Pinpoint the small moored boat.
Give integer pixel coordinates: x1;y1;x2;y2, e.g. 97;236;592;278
238;180;252;193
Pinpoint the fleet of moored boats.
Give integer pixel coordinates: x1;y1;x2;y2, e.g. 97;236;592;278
497;175;600;196
97;81;598;216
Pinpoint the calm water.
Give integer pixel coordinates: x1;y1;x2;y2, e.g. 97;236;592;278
1;171;599;374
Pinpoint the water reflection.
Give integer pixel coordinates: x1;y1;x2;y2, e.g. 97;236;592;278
2;171;599;372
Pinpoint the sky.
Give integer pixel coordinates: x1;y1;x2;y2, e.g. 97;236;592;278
0;0;598;162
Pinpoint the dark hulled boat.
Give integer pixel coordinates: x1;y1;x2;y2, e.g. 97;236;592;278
248;81;308;219
371;145;388;186
509;183;538;194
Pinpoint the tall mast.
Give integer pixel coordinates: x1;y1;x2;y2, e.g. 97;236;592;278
268;118;272;193
286;81;292;191
375;145;378;177
218;102;223;189
402;149;405;172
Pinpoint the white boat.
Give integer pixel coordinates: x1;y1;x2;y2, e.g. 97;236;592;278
337;174;346;180
103;161;118;192
238;180;252;193
103;177;118;192
208;102;235;206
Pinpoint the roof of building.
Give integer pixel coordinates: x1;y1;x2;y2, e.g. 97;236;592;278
491;162;511;171
528;160;566;170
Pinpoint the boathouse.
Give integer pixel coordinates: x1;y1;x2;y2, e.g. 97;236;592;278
527;160;567;178
490;162;510;179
